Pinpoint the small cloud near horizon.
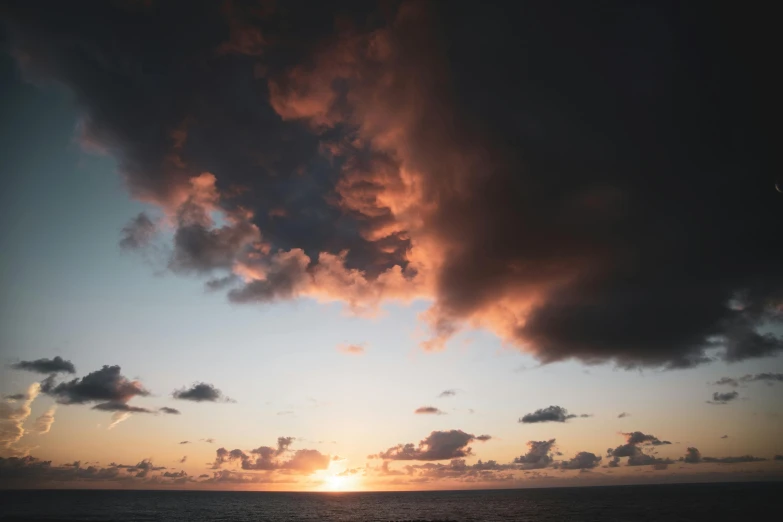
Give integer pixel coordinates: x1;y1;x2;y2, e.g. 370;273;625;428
337;343;365;355
415;406;446;415
707;391;739;405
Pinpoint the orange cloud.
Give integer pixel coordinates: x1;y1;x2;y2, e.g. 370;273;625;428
337;344;365;355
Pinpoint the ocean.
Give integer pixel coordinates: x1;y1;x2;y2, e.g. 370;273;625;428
0;482;780;521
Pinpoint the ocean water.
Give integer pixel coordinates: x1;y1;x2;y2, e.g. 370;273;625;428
0;482;780;521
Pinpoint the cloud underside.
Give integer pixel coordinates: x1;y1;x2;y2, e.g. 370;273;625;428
3;1;781;369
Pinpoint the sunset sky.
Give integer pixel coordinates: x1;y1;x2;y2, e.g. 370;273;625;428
1;1;781;491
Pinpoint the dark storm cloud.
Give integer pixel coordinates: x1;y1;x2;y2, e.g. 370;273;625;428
172;383;233;403
10;356;75;374
415;406;445;415
681;447;766;464
40;365;149;405
159;407;180;415
519;406;586;424
119;212;156;250
707;391;739;405
372;430;491;461
3;1;779;369
712;373;783;387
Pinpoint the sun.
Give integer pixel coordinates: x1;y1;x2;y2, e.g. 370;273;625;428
321;472;362;492
326;474;347;491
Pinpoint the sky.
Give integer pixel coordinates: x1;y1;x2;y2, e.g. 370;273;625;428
0;0;781;491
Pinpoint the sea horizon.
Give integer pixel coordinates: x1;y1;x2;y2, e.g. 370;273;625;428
3;477;783;494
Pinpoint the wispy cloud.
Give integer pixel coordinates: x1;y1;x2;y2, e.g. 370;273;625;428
337;343;365;355
414;406;446;415
11;357;75;374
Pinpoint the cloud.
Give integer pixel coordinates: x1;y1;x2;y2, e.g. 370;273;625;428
108;412;131;430
0;455;187;487
159;407;180;415
203;438;215;444
607;432;673;467
372;430;490;461
32;407;56;435
92;402;154;413
3;394;28;401
557;452;602;470
392;458;517;482
622;432;672;446
211;437;329;475
415;406;445;415
179;441;190;445
707;391;739;405
711;377;739;387
681;447;766;464
337;343;365;355
438;389;457;398
513;440;556;469
712;373;783;387
1;383;40;452
119;212;157;250
721;435;729;439
276;437;295;454
179;456;187;464
4;1;780;370
10;357;76;374
172;383;233;403
618;412;631;418
519;406;586;424
40;365;149;405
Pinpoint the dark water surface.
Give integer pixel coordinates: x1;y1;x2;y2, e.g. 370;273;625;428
1;482;780;521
